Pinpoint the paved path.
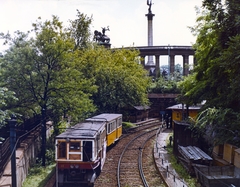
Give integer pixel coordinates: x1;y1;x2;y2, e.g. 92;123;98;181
154;128;189;187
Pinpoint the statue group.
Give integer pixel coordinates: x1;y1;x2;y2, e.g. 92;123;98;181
147;0;153;13
94;26;110;44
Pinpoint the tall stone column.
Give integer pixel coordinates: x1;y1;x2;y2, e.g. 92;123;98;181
183;54;189;76
146;13;154;47
155;55;160;77
170;55;175;74
145;12;155;65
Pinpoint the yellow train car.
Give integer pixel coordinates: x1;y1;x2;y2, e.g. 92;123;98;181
116;116;122;139
90;113;122;147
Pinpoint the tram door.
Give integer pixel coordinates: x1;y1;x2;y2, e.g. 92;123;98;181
83;141;93;161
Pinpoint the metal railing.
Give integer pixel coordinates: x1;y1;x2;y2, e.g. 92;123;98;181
0;115;42;177
0;137;10;177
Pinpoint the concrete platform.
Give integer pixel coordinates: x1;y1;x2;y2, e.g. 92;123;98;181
154;128;189;187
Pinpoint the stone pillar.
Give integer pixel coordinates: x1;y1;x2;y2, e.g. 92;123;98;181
145;13;155;65
170;55;175;74
183;55;189;76
155;55;160;77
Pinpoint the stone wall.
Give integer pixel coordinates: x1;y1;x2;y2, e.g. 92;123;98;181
0;123;53;187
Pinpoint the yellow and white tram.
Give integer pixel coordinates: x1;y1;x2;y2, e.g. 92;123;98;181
55;113;122;187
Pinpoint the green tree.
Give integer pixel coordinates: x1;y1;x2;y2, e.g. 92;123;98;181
149;71;182;94
68;9;92;50
0;14;96;123
0;87;17;127
177;73;197;105
0;13;96;166
194;107;240;148
82;46;151;113
178;0;240;146
184;0;240;109
149;76;180;94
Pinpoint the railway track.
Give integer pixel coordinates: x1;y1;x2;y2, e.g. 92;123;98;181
95;119;165;187
141;131;166;187
117;127;157;187
46;119;165;187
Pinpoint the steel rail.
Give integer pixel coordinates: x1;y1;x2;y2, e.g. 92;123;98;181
138;132;156;187
117;127;158;187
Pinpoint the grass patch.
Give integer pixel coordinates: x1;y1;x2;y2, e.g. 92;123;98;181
165;133;200;187
22;163;55;187
122;122;136;129
23;136;56;187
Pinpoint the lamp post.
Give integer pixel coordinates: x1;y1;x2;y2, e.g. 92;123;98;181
41;108;46;166
168;44;170;76
9;116;17;187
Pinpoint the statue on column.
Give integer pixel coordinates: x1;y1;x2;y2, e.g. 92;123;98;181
147;0;153;14
94;26;110;44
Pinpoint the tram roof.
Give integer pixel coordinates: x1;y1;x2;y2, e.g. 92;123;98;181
87;113;122;122
56;121;105;139
167;104;202;110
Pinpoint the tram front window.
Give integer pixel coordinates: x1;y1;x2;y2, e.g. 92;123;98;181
58;142;66;159
69;142;81;152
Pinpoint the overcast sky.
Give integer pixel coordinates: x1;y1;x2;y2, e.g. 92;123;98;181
0;0;202;52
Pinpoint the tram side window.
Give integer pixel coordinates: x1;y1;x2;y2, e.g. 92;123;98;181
58;142;66;159
95;139;98;158
107;123;110;134
117;117;122;127
107;122;116;134
112;121;116;131
100;129;106;145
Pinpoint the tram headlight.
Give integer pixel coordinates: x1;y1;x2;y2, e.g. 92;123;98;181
70;164;74;169
75;164;79;169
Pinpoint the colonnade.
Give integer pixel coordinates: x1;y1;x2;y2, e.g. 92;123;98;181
140;54;193;76
135;46;195;77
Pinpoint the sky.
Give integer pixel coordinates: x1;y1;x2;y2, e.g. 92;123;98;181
0;0;203;52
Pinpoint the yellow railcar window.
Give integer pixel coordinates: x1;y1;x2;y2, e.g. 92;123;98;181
117;117;122;127
107;121;116;134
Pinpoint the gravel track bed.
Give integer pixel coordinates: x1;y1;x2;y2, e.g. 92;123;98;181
118;130;157;187
46;120;162;187
142;138;166;187
95;122;163;187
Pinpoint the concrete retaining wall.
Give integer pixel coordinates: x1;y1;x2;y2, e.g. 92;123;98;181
0;123;53;187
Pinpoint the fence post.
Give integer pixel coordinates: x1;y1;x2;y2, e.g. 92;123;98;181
0;141;2;156
9;116;17;187
0;141;2;174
